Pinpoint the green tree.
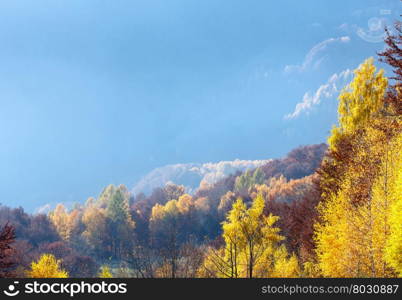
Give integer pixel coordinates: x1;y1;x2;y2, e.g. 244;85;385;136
235;168;266;194
252;168;265;185
106;185;135;259
98;184;117;208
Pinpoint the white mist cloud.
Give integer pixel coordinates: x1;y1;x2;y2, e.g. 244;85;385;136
132;159;271;196
284;36;351;73
284;69;353;119
35;203;52;215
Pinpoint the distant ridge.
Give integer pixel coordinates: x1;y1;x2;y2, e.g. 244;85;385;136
132;159;271;196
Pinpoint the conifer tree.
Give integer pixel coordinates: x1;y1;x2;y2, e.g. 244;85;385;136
106;185;135;259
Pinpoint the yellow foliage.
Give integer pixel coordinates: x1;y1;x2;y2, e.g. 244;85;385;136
81;203;107;249
197;247;226;278
200;194;297;278
150;199;181;222
384;133;402;276
329;58;387;150
164;199;179;216
302;261;321;278
315;192;351;277
316;127;401;277
315;55;402;278
177;194;194;214
271;245;300;278
98;265;113;278
49;204;80;242
26;254;68;278
150;203;166;221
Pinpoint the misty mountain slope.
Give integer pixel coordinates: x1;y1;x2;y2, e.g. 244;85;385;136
132;159;271;196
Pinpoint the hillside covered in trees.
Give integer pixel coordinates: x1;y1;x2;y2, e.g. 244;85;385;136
0;18;401;279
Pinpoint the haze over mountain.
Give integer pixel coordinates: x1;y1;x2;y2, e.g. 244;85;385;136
132;159;271;196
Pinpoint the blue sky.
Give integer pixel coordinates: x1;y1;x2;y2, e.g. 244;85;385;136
0;0;399;211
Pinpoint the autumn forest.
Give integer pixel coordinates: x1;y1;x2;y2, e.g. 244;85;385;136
0;19;401;279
